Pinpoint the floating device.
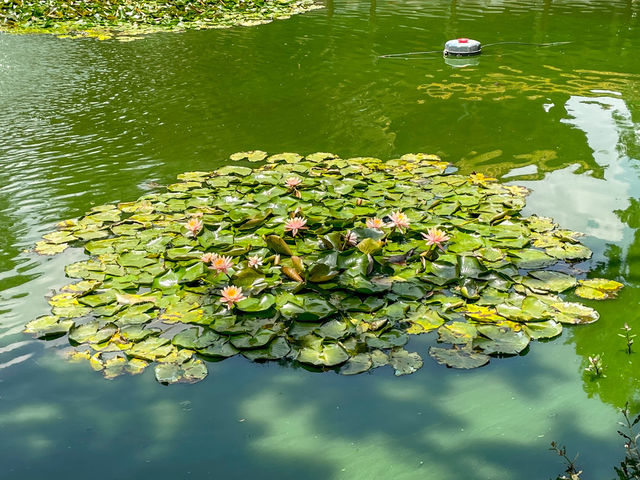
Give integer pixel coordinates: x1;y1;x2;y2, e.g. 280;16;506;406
443;38;481;57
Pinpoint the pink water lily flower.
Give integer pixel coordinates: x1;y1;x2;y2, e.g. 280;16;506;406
422;227;450;251
220;285;246;310
201;252;216;264
389;211;410;231
209;254;234;274
185;217;203;237
248;255;263;268
285;177;302;189
366;217;385;230
345;231;358;246
284;216;308;237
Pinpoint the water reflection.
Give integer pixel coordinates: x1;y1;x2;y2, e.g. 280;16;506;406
1;0;640;478
514;92;640;411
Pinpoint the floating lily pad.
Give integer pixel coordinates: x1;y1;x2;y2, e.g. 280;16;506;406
340;353;373;375
429;346;490;369
575;278;624;300
28;152;622;383
242;337;291;361
24;316;74;338
521;271;578;293
474;325;530;355
297;343;349;367
389;349;423;376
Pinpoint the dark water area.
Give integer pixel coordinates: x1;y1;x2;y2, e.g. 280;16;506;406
1;1;640;478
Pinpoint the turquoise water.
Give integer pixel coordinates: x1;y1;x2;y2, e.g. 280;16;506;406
1;1;640;478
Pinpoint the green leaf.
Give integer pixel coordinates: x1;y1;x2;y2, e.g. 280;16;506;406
236;294;276;312
340;353;373;375
356;238;383;255
24;316;74;338
437;322;477;345
521;270;577;293
429;346;490;369
552;302;599;324
297;343;349;367
217;165;252;176
474;325;530;355
523;320;563;339
242;337;291;361
509;249;556;269
389;348;423;376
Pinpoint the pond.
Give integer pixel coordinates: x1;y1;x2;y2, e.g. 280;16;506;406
1;0;639;478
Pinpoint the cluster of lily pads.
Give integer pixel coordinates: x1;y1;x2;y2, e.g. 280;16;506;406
0;0;322;40
26;151;623;384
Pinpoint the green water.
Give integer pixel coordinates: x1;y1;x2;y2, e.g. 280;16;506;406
1;1;640;478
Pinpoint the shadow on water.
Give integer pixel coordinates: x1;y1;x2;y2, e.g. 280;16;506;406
2;1;640;479
0;332;624;479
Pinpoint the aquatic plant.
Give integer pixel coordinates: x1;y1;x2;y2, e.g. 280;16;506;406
0;0;323;40
551;403;640;480
585;353;605;378
619;323;635;355
26;151;623;384
616;403;640;480
550;441;582;480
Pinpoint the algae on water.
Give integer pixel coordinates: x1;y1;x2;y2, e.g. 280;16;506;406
26;152;623;384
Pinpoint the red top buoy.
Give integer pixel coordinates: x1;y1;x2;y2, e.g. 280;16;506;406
458;38;469;43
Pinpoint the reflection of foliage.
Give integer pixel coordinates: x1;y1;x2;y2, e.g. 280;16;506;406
570;197;640;410
0;0;323;39
25;151;620;384
552;404;640;480
418;67;640;103
615;403;640;480
550;441;582;480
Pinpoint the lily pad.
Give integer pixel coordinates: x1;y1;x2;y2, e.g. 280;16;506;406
340;353;373;375
474;325;530;355
297;343;349;367
24;316;74;338
575;278;624;300
429;346;490;369
389;349;423;376
28;151;622;385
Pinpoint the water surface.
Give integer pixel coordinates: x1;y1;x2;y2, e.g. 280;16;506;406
1;1;640;478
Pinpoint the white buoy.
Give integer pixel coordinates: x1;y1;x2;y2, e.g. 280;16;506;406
444;38;482;56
